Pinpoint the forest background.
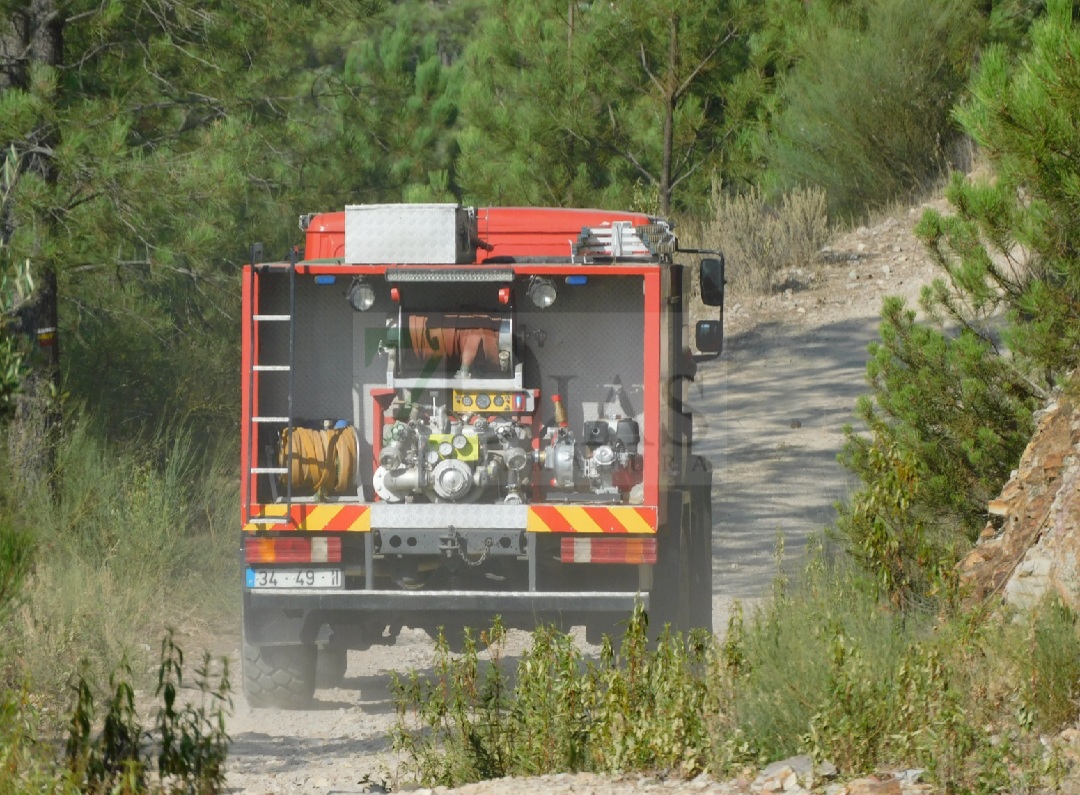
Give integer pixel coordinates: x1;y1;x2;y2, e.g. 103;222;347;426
4;0;1080;791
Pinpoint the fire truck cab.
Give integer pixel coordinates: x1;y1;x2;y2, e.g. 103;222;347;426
241;204;724;707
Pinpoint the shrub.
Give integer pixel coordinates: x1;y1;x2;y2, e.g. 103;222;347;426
836;298;1036;606
391;607;716;787
391;541;1078;791
1019;598;1080;734
765;0;980;217
841;1;1080;609
918;0;1080;383
714;543;1073;790
698;184;828;295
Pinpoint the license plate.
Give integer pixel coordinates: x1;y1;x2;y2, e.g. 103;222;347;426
245;568;343;589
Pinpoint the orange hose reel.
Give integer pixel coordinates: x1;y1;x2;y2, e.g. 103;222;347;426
279;426;358;496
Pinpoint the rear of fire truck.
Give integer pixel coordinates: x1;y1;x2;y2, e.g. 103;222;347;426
241;204;724;707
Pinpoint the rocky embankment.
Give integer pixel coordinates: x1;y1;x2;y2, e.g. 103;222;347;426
959;374;1080;609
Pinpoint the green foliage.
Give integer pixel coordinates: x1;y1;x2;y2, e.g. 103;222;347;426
392;549;1078;790
1;419;237;688
837;297;1035;605
0;518;32;622
985;0;1052;51
840;0;1080;608
918;0;1080;381
290;3;468;208
456;0;617;209
1018;598;1080;733
0;0;304;441
457;0;762;215
1;632;230;794
392;606;715;787
592;0;758;216
766;0;982;217
713;545;1074;790
0;159;35;415
152;632;232;792
0;686;74;794
65;630;230;794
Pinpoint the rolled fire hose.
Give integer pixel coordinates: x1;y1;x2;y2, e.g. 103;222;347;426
279;426;358;496
408;314;501;369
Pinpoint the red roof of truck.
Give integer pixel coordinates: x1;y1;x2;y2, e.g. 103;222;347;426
303;206;655;263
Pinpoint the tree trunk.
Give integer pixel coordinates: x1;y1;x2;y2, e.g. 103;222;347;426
659;14;678;217
2;0;63;495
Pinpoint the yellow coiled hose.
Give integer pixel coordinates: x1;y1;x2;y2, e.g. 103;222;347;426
278;426;359;497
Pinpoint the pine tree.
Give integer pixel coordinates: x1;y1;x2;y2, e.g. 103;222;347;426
456;0;760;216
456;0;615;209
290;3;468;207
591;0;756;216
918;0;1080;381
838;0;1080;607
0;0;340;444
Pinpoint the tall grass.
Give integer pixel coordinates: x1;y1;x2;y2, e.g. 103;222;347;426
683;184;829;296
1;418;237;691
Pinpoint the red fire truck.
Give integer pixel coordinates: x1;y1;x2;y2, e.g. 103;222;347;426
241;204;724;707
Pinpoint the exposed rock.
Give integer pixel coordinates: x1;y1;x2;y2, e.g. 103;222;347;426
840;777;901;795
958;376;1080;609
753;755;839;793
891;769;924;785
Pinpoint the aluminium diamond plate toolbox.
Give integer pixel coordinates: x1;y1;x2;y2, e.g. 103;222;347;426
344;203;477;264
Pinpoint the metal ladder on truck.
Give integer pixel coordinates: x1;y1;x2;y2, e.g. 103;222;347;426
243;245;297;527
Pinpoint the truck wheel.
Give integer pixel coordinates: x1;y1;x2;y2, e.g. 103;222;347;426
650;518;691;639
315;645;348;689
242;642;317;709
688;485;714;634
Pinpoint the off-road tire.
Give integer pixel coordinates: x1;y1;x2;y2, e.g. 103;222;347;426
242;642;317;709
315;645;348;689
650;519;690;639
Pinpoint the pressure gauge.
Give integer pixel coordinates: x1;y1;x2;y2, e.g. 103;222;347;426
493;395;505;408
460;395;473;407
426;449;441;466
438;441;454;458
452;434;469;450
475;394;491;410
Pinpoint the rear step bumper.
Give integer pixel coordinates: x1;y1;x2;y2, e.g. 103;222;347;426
246;589;646;613
244;589;648;646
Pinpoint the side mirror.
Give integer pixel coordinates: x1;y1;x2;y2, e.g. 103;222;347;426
699;256;725;307
696;320;723;354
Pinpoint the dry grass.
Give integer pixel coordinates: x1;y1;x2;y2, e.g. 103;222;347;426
0;421;237;694
682;185;829;296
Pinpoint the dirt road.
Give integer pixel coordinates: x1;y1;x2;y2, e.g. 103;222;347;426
223;207;941;793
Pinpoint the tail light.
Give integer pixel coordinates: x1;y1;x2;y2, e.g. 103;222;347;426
245;536;342;564
560;536;657;564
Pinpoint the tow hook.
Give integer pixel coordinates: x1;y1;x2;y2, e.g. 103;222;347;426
439;526;460;558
